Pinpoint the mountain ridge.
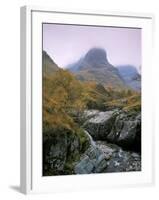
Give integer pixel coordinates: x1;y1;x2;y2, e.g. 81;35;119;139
67;48;127;89
43;49;141;91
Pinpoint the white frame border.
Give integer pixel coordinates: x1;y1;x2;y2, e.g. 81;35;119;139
20;6;154;194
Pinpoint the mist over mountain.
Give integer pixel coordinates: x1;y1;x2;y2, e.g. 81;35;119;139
67;48;127;89
43;49;141;91
67;48;115;71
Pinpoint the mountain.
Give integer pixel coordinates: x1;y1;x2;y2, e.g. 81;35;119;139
67;48;126;89
42;50;59;74
117;65;141;91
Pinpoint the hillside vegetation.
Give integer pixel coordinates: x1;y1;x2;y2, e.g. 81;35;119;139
43;68;141;135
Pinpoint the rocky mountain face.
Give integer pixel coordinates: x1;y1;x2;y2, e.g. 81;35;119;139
117;65;141;91
67;48;126;89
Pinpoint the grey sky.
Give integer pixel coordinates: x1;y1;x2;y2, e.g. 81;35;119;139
43;23;141;70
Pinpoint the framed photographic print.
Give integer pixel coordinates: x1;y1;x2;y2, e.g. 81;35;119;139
20;6;154;194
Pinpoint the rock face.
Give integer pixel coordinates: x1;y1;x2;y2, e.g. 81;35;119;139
83;110;141;152
43;128;90;176
83;110;117;140
107;113;141;152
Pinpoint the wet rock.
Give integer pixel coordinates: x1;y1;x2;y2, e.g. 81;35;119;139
43;128;90;176
75;140;141;174
83;110;118;140
83;109;141;152
74;146;108;174
96;141;141;173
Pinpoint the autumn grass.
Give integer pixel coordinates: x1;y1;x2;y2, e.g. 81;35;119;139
43;68;141;135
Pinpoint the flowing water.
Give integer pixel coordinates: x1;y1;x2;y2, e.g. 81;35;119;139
84;130;96;148
75;129;141;174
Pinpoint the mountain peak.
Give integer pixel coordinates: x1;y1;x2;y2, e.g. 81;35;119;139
67;48;126;89
84;47;108;67
66;47;110;72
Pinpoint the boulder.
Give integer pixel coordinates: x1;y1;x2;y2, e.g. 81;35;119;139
99;142;141;172
74;146;108;174
107;113;141;152
83;110;118;140
83;109;141;152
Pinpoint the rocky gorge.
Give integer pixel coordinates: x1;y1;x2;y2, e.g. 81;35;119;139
43;109;141;175
75;109;141;174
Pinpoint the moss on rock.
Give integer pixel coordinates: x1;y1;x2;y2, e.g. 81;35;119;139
43;127;90;176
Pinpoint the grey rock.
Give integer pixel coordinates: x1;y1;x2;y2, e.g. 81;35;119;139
95;157;108;173
43;133;68;173
107;112;141;151
74;146;108;174
83;109;141;152
97;141;141;173
83;110;117;140
43;128;90;175
75;139;141;174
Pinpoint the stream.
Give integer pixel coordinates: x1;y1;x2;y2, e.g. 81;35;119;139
75;128;141;174
84;130;96;148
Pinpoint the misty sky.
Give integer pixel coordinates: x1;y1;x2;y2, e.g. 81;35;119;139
43;23;141;70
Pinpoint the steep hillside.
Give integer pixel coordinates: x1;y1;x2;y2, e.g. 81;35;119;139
42;50;59;75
